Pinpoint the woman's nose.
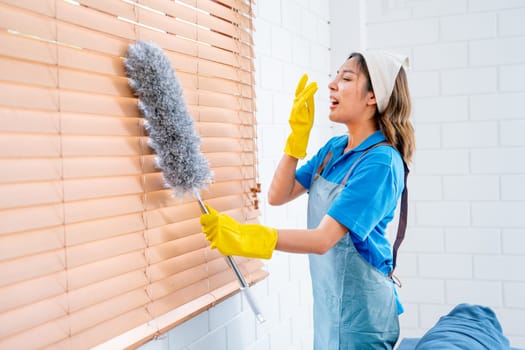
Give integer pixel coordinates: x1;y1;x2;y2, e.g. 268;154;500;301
328;78;337;91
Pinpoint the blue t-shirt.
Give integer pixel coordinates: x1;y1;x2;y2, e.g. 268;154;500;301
296;130;405;275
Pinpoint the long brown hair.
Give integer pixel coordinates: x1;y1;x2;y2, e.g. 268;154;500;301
349;53;415;164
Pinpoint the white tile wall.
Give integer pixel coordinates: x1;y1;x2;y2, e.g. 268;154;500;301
413;96;469;122
442;175;499;200
499;8;525;36
140;0;525;349
360;0;525;347
446;280;503;306
441;122;498;148
413;43;468;70
501;120;525;145
445;228;501;253
412;0;467;18
368;19;440;47
440;13;497;41
441;67;498;95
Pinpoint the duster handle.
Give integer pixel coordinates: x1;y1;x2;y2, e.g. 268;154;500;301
195;193;265;324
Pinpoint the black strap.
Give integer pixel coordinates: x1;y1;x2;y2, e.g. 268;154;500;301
391;161;408;275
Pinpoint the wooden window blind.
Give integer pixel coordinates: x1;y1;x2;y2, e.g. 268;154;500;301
0;0;266;349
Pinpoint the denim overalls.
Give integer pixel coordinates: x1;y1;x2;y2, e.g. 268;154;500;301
307;143;400;349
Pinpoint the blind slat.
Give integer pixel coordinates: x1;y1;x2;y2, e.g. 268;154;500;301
0;82;58;111
194;0;237;24
68;289;149;335
0;315;69;350
196;11;243;39
62;114;142;136
67;251;145;290
0;3;56;41
0;181;63;209
66;213;145;245
136;7;197;40
63;308;150;350
145;234;207;262
136;27;197;57
61;135;145;157
76;0;137;20
57;22;129;57
0;272;65;314
0;204;64;235
59;91;139;117
205;152;255;167
198;58;253;84
0;0;55;17
0;56;57;88
146;264;209;300
0;133;60;157
0;158;62;184
68;270;147;313
0;250;65;287
0;108;60;134
0;227;63;262
0;31;57;65
64;195;144;224
56;0;136;41
62;156;148;178
198;44;253;71
146;279;209;319
201;138;254;152
0;294;68;339
59;68;134;97
137;0;197;24
146;248;206;279
64;176;143;201
66;232;146;268
58;45;125;76
191;105;247;123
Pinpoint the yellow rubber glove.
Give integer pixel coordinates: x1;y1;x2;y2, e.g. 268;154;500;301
200;205;278;259
284;74;318;159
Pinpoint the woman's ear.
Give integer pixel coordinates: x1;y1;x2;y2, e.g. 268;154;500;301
366;91;377;107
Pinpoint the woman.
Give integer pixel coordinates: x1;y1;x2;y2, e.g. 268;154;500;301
200;50;415;349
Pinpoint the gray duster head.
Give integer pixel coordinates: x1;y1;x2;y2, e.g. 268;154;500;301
125;40;212;196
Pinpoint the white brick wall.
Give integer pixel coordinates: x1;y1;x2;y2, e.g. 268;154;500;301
140;0;525;348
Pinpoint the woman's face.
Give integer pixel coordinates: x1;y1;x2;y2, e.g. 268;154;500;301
328;57;376;124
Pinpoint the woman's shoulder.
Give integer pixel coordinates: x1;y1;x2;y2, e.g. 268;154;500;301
361;143;404;171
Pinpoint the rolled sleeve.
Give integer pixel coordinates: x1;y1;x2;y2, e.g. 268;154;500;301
296;137;341;191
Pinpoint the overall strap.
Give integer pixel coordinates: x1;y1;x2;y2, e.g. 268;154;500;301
391;161;409;275
314;151;333;180
339;141;409;277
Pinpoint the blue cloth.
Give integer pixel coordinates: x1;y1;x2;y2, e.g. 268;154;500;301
397;338;420;349
306;138;401;349
414;304;512;350
296;131;405;276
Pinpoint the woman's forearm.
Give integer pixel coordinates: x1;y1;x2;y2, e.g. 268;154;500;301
275;215;348;255
268;154;304;205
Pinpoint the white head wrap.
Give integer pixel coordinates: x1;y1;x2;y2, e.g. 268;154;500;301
358;50;409;113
